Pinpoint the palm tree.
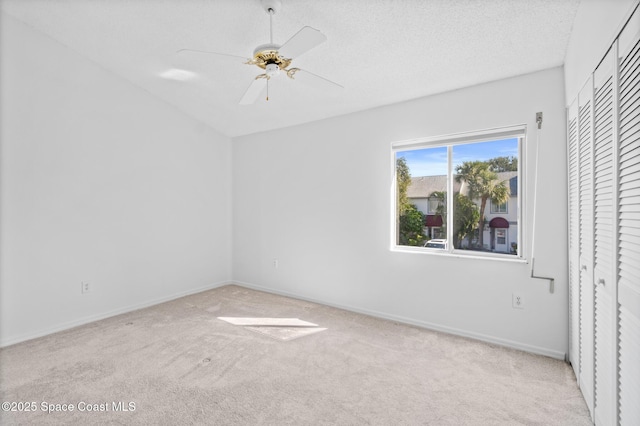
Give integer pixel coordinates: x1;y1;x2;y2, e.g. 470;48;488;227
455;161;510;249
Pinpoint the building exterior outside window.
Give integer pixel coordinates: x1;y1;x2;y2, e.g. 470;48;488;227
407;172;518;254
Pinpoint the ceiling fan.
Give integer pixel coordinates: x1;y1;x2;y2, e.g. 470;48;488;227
177;0;343;105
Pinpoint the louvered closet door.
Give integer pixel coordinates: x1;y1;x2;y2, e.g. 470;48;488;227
593;49;616;426
567;100;581;381
578;79;595;417
617;15;640;426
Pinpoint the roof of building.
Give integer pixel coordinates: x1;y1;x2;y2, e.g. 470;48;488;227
407;171;517;198
407;175;461;198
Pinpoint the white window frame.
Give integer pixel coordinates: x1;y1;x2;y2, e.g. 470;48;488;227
391;125;526;262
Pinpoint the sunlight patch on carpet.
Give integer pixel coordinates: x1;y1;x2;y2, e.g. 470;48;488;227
244;326;327;341
218;317;326;341
218;317;318;327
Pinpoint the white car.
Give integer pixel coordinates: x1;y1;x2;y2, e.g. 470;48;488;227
424;239;447;249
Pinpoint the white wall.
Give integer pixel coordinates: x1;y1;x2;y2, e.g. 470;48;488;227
0;14;232;346
0;6;584;356
233;67;569;358
564;0;639;104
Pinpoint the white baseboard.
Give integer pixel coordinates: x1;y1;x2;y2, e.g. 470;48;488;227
3;279;567;361
0;280;232;348
232;280;567;360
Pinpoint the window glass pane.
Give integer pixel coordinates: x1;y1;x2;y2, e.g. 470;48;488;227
452;138;518;254
396;147;447;247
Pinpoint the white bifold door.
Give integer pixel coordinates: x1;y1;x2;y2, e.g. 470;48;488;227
567;6;640;426
617;14;640;426
593;48;616;426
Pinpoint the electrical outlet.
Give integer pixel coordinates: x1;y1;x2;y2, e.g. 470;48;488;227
512;293;524;309
81;281;91;294
272;259;279;268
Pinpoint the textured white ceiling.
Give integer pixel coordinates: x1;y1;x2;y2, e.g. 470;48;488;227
1;0;581;137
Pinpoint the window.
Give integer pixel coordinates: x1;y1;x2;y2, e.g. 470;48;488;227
427;197;442;214
491;200;508;213
393;126;523;259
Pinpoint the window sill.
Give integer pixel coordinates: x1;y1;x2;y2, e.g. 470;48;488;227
391;246;528;263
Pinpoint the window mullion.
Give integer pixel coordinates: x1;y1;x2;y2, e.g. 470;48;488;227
447;145;454;252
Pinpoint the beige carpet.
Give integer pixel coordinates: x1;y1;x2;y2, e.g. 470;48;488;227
0;284;591;425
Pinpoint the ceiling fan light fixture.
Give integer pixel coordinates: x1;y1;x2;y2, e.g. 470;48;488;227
265;63;280;78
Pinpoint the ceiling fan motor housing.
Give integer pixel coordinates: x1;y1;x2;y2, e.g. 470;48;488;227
251;43;292;71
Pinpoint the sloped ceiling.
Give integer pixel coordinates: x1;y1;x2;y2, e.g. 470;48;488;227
1;0;581;137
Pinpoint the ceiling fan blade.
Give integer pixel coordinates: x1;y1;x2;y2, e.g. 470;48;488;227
278;26;327;59
239;77;268;105
176;49;249;64
287;68;343;93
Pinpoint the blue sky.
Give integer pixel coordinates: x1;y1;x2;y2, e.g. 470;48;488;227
397;138;518;177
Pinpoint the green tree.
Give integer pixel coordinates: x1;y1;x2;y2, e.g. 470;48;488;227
399;204;426;246
453;193;480;248
430;191;479;248
455;161;510;249
487;156;518;172
396;157;426;246
396;157;411;215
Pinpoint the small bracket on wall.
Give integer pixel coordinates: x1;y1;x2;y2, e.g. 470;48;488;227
531;258;554;293
536;112;543;129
